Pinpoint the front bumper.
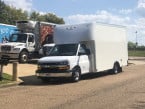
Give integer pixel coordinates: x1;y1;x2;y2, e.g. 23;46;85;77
36;63;73;78
0;52;19;59
36;72;72;78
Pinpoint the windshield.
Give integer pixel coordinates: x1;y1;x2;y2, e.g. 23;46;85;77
9;34;27;43
48;44;78;56
43;46;54;56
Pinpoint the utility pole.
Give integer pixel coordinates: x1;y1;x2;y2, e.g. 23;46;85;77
135;31;138;50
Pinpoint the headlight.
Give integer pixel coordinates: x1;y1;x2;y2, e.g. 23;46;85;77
58;65;70;70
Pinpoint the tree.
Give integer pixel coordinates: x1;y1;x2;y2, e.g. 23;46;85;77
29;11;40;21
0;0;28;25
0;0;7;23
128;41;145;50
45;13;65;24
0;1;65;25
29;12;65;24
12;9;28;23
128;41;136;50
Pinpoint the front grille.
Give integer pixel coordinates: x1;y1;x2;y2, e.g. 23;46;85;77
39;62;63;66
1;46;11;52
37;67;68;73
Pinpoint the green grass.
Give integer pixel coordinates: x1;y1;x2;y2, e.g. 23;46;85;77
128;50;145;57
0;73;12;85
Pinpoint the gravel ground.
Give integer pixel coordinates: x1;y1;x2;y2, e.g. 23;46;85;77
0;57;145;109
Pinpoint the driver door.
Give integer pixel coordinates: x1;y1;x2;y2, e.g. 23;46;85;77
27;35;35;52
78;44;90;74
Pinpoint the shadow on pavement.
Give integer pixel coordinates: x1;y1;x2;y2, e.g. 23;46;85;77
19;71;114;86
19;75;77;86
81;71;113;80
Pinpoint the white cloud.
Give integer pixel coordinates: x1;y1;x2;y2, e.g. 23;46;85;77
136;0;145;17
65;10;130;25
138;0;145;8
135;18;145;29
119;9;132;15
135;18;145;38
126;17;145;45
3;0;33;12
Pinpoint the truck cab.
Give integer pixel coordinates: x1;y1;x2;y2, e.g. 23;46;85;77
0;33;35;63
36;43;91;82
10;33;35;52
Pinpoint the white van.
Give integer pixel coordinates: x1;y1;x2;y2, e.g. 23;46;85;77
36;22;128;82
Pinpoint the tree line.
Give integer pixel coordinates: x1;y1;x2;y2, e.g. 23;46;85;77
128;41;145;50
0;0;65;25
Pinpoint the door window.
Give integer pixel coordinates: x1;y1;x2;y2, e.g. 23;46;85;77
28;35;34;42
78;44;88;55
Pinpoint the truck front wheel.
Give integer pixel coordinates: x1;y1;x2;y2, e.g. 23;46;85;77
72;67;81;82
19;51;29;63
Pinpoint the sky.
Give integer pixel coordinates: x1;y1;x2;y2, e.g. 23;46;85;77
2;0;145;45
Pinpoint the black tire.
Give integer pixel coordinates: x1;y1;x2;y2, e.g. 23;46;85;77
19;51;29;63
112;63;121;74
72;67;81;82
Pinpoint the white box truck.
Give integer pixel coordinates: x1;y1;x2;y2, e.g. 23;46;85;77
0;20;56;63
36;22;128;82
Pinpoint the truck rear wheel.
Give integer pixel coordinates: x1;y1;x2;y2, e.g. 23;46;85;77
112;62;122;74
72;67;81;82
19;51;29;63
